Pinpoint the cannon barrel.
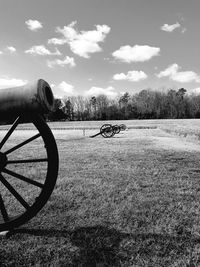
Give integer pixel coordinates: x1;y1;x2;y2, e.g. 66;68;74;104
0;79;55;114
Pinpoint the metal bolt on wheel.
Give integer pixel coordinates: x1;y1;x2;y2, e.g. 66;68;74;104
0;114;59;231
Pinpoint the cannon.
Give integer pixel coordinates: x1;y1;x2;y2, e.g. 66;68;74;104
112;125;121;135
90;124;114;138
0;79;59;231
100;124;115;138
119;124;127;131
90;123;126;138
90;123;127;138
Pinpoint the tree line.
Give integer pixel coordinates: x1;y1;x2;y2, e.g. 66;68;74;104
47;88;200;121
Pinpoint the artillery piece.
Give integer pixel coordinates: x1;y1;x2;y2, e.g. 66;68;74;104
100;124;115;138
90;123;126;138
119;124;127;131
0;79;59;231
90;124;114;138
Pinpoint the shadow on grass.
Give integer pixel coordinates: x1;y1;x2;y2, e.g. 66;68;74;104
8;226;125;266
7;225;200;266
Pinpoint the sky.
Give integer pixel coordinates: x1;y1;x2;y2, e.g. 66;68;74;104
0;0;200;98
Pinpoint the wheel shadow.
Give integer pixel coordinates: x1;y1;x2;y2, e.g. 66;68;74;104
8;226;126;266
69;226;126;266
7;225;200;266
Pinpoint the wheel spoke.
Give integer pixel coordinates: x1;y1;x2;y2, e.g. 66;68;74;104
0;193;9;222
7;158;48;164
2;168;44;188
0;117;21;150
0;174;30;210
0;114;59;232
5;133;41;155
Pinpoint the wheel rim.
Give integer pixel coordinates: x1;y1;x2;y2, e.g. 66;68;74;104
112;125;120;134
100;124;114;138
0;114;59;231
119;124;126;131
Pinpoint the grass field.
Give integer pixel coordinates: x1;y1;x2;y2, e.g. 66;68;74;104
1;119;200;266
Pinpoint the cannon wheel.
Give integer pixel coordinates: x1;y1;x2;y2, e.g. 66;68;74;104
112;125;121;134
119;124;126;131
0;114;59;231
100;124;114;138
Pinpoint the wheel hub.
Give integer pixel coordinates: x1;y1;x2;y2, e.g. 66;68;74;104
0;152;7;172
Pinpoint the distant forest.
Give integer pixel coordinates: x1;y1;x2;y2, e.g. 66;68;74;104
47;88;200;121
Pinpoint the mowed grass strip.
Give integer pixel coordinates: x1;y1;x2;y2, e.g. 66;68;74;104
1;126;200;266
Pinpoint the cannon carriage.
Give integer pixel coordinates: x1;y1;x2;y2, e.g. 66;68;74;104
0;80;127;231
0;79;59;231
90;123;127;138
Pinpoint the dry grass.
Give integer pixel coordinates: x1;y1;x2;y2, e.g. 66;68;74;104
161;125;200;144
1;121;200;266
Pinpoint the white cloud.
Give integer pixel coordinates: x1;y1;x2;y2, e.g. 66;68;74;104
161;22;180;32
48;21;111;58
181;28;187;34
113;70;147;82
48;38;67;45
47;56;76;68
25;19;43;31
7;46;16;53
112;45;160;63
25;45;61;56
157;63;200;83
190;87;200;95
157;64;178;78
0;51;2;55
0;78;28;89
85;86;118;98
172;71;200;83
54;81;76;97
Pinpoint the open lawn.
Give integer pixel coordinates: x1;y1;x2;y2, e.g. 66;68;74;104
1;120;200;266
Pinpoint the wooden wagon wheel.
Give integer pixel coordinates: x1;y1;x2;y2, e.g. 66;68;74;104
100;124;114;138
112;125;121;134
0;113;59;231
119;124;126;131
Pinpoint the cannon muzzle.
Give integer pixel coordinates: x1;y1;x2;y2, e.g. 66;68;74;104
0;79;55;115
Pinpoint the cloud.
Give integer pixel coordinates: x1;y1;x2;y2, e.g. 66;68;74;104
25;45;61;56
181;28;187;34
48;38;67;45
157;64;178;77
53;81;76;97
0;78;28;89
112;45;160;63
85;86;118;98
0;51;3;55
161;22;180;32
25;19;43;31
7;46;16;53
47;56;76;68
113;70;147;82
190;87;200;95
157;63;200;83
48;21;111;58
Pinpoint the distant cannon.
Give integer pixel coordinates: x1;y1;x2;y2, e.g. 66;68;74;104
100;124;115;138
119;124;127;131
112;125;121;135
90;123;126;138
90;124;114;138
0;79;59;231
